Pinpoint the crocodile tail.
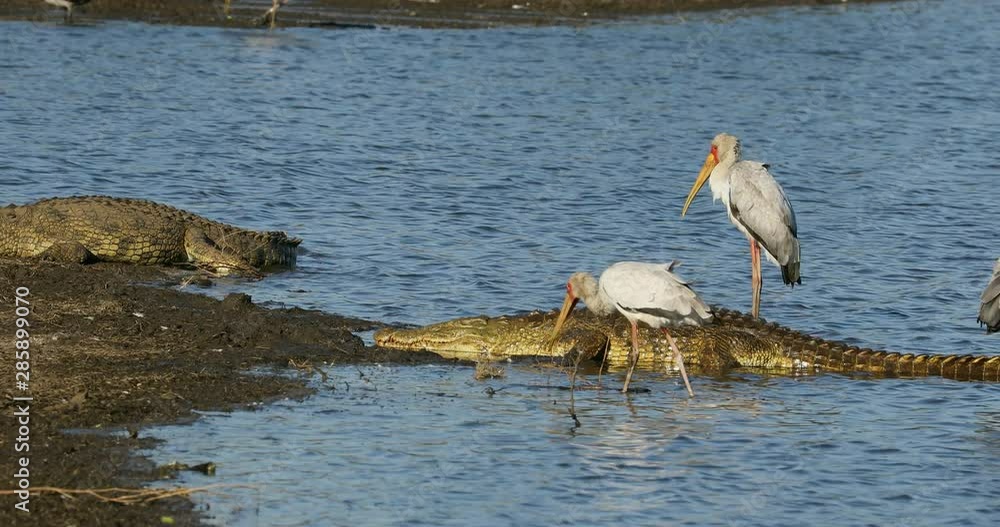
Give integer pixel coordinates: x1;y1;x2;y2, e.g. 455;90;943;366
715;304;1000;381
796;344;1000;382
888;353;1000;382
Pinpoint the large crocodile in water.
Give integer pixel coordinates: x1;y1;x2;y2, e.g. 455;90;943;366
0;196;301;277
375;307;1000;382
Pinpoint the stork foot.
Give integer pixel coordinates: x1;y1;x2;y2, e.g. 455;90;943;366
663;330;694;397
622;349;638;393
622;322;641;393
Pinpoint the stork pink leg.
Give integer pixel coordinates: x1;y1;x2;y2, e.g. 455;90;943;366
662;329;694;397
621;320;640;393
750;239;762;319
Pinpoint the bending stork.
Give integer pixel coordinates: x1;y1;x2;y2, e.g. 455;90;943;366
681;133;801;319
550;261;713;395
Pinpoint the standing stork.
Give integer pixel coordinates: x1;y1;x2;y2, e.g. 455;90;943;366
549;261;713;395
260;0;289;29
978;258;1000;333
680;133;801;319
44;0;91;22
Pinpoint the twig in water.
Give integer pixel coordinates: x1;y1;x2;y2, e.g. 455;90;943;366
0;484;256;505
567;351;583;429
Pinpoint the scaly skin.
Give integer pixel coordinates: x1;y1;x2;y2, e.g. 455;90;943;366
375;307;1000;382
0;196;300;276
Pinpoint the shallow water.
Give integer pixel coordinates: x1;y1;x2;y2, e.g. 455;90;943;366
2;0;999;524
148;365;1000;526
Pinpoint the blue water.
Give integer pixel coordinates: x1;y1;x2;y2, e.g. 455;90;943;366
2;0;998;524
148;365;1000;526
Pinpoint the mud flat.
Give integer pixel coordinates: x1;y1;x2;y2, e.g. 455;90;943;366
0;261;443;526
2;0;897;29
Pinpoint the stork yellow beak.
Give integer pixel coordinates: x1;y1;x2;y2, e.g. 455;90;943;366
548;293;579;349
681;152;717;217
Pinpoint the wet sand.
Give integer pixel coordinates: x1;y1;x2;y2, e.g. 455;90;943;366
3;0;896;29
0;261;445;526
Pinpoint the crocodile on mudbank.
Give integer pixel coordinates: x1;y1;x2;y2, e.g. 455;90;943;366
0;196;301;276
375;307;1000;382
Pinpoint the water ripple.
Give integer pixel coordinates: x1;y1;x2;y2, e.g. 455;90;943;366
4;1;1000;525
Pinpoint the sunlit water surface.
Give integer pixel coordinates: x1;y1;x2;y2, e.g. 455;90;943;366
150;365;999;526
2;0;998;524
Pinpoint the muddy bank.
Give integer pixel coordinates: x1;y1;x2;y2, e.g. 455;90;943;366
0;260;444;526
2;0;897;29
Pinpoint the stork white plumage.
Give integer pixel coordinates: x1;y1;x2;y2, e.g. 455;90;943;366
549;261;713;395
681;133;801;319
978;258;1000;333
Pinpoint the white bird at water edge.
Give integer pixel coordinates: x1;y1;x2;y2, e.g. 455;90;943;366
261;0;289;29
978;258;1000;333
44;0;91;22
681;133;801;320
549;261;713;395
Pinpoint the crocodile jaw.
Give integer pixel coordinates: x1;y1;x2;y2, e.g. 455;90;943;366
374;314;583;361
374;327;493;360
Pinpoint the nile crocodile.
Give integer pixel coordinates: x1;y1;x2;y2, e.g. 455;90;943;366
375;307;1000;382
0;196;300;277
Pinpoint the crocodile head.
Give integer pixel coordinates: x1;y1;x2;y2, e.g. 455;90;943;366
374;310;611;362
183;227;265;279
